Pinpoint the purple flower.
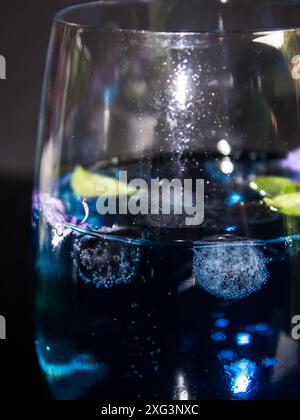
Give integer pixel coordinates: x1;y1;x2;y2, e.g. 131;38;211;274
282;148;300;173
33;193;74;248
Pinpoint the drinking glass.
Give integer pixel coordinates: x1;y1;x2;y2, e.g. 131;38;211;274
33;0;300;400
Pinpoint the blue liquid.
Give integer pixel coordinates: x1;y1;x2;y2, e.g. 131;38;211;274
33;156;300;400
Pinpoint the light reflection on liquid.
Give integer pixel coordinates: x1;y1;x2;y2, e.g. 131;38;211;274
224;359;257;397
174;373;189;400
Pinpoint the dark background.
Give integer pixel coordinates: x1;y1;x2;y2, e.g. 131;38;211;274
0;0;88;401
1;0;300;402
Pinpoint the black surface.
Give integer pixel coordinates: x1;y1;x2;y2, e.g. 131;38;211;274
0;177;47;400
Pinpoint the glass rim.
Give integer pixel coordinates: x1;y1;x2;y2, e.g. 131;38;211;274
54;0;300;35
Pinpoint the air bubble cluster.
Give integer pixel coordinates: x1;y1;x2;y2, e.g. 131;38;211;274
73;236;140;288
193;241;268;300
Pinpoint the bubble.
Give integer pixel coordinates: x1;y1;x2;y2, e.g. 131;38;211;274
193;240;268;300
73;236;140;288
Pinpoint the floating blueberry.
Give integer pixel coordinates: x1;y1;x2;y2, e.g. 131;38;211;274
73;236;140;288
193;240;268;300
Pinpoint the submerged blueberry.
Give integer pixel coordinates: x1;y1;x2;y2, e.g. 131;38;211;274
73;236;140;288
193;240;268;300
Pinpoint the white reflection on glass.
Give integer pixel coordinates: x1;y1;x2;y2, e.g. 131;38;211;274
174;373;189;400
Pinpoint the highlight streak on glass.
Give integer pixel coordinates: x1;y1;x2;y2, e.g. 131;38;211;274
80;199;89;225
37;351;104;381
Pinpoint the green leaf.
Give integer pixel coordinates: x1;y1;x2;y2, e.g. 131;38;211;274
71;166;136;198
249;176;297;198
264;193;300;217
